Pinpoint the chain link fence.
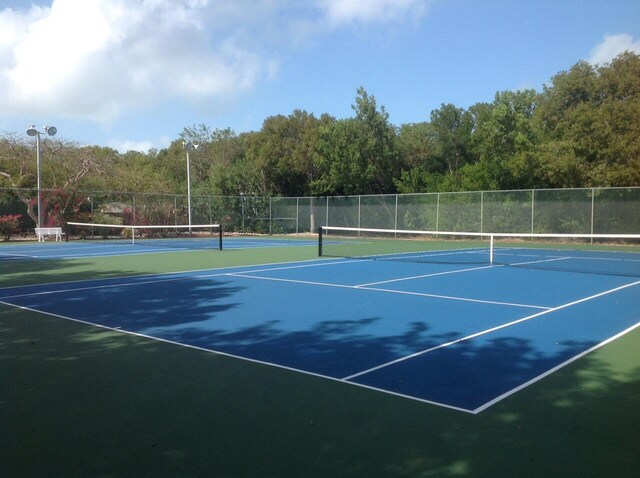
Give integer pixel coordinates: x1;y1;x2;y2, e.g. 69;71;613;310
1;187;639;239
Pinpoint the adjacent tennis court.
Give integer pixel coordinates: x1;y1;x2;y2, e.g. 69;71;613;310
3;227;640;477
2;229;639;413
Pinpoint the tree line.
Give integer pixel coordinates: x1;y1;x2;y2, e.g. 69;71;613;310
1;52;639;217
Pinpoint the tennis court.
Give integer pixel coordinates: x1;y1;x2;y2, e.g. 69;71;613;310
2;227;640;477
0;233;317;260
2;230;639;414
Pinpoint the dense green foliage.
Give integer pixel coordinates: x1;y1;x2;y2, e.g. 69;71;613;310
2;53;639;207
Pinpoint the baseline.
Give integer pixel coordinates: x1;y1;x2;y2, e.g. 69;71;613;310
0;298;472;414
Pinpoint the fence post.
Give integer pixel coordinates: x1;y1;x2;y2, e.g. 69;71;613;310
590;187;595;242
394;194;399;231
531;189;535;234
326;196;329;227
269;197;272;235
480;191;484;233
436;193;440;233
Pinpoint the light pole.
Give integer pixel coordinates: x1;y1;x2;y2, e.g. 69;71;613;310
182;141;199;231
26;125;57;229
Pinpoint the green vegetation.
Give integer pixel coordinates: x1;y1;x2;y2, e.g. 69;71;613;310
1;248;639;477
2;54;639;221
2;52;639;476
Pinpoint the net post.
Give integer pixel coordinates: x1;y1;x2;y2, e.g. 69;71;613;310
318;226;323;257
489;234;494;264
217;224;223;251
64;223;69;242
131;226;136;245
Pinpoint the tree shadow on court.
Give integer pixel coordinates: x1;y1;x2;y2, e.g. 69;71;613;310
2;290;639;477
4;275;246;331
0;257;167;289
2;301;640;478
140;301;602;413
2;258;100;284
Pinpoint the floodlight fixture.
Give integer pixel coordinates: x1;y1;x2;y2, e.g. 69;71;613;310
183;141;198;151
182;142;200;230
27;124;58;229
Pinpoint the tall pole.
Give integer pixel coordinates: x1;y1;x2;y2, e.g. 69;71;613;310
186;148;192;231
27;125;56;230
183;142;198;232
35;131;42;229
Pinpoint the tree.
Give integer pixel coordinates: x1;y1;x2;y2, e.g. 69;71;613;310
205;132;265;197
535;52;640;186
245;110;329;196
312;88;400;195
430;103;475;175
394;122;440;193
468;89;541;189
0;134;116;226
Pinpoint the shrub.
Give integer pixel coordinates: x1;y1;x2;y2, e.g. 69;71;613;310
0;214;22;241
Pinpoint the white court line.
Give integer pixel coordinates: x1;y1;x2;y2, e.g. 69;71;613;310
472;320;640;414
1;240;226;259
356;263;499;287
2;254;550;311
355;256;579;288
225;258;372;275
0;253;37;259
228;272;550;310
3;269;639;414
0;299;473;414
0;257;359;295
356;286;551;310
341;279;640;383
1;243;136;254
503;256;571;267
3;256;546;310
41;249;194;259
495;249;640;264
348;247;488;262
0;274;215;300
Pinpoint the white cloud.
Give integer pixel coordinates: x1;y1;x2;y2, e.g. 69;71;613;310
0;0;429;125
0;0;282;122
108;138;156;154
588;33;640;65
318;0;429;26
108;134;172;153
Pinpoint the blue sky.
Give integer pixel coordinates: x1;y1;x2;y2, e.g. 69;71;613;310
1;0;639;153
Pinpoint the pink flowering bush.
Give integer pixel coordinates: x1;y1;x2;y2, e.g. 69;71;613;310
0;214;22;241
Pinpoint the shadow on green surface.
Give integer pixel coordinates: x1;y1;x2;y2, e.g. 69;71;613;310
1;303;639;477
0;247;319;288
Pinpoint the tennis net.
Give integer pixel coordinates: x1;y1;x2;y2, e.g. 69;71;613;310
318;226;640;277
66;222;223;251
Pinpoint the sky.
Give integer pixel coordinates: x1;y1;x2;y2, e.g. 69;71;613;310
1;0;639;153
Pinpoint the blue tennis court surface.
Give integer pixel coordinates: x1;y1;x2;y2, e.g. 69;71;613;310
2;255;639;413
0;236;317;259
